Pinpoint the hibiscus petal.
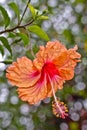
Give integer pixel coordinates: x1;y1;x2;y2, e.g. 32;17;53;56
53;51;68;68
68;45;81;60
47;75;64;97
6;57;40;87
17;75;47;104
34;41;67;70
59;67;74;80
53;45;81;80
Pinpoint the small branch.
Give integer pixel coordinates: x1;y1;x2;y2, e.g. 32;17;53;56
19;0;31;25
23;19;34;27
0;26;19;35
0;19;34;35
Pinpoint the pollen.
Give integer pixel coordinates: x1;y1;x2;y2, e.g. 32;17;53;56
52;99;68;119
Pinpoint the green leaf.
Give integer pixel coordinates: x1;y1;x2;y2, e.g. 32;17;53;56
18;33;29;46
8;2;20;22
19;28;28;35
42;10;49;15
0;5;10;28
0;36;12;56
33;44;39;54
37;15;49;20
28;25;50;41
63;30;74;44
28;4;36;19
1;60;13;64
8;32;16;38
11;38;22;46
0;44;4;56
11;38;21;46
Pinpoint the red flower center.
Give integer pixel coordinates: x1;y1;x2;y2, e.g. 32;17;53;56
39;62;59;83
43;62;59;77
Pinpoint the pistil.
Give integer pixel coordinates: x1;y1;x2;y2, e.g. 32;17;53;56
48;75;68;118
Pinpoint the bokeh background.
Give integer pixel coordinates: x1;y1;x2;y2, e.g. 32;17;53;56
0;0;87;130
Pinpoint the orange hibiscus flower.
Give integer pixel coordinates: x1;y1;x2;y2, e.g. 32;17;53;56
6;41;81;118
